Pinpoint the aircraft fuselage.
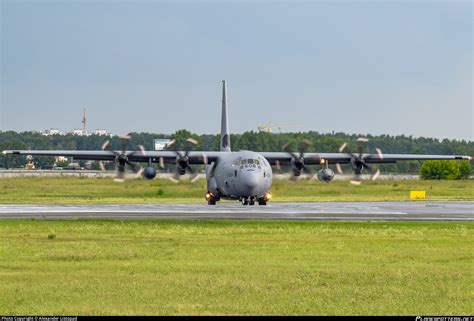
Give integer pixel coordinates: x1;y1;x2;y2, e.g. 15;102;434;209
206;151;273;203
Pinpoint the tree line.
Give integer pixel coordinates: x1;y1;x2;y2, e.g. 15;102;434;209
1;130;473;174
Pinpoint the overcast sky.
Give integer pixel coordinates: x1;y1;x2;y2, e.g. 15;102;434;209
1;0;472;140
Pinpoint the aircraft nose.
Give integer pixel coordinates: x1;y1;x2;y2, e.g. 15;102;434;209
242;170;261;194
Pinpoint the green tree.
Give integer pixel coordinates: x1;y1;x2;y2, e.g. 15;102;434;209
458;161;472;179
420;160;467;180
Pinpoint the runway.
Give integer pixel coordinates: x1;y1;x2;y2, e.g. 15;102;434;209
0;202;472;221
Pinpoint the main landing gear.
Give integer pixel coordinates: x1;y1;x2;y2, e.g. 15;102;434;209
205;192;219;205
241;197;255;206
206;192;272;206
240;195;270;206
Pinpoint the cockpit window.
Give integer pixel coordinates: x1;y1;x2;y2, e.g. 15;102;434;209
255;159;260;165
248;159;254;164
241;159;247;165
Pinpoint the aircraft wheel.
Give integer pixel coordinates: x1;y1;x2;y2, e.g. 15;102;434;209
208;199;217;205
249;197;255;206
241;198;249;206
258;198;267;206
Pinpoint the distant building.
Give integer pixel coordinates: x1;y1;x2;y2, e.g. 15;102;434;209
72;129;84;136
42;129;61;136
95;129;109;136
55;156;68;163
154;139;172;151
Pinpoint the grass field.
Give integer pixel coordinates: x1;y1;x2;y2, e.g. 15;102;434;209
0;177;473;204
0;220;472;315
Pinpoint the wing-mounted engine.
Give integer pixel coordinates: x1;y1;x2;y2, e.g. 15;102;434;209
317;168;335;183
99;135;148;181
338;137;383;185
166;138;201;182
315;158;334;183
282;140;313;179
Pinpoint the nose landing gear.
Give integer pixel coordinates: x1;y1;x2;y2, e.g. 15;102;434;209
241;195;269;206
241;197;252;205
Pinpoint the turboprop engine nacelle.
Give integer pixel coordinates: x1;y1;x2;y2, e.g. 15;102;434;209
143;166;156;180
317;168;335;183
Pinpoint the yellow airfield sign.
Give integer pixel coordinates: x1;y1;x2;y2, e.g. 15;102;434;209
410;191;426;200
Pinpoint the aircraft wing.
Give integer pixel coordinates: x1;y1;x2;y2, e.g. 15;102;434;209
2;150;224;164
2;150;118;161
3;149;471;165
259;152;471;165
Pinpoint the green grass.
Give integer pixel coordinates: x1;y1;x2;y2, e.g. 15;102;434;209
0;177;473;204
0;220;472;315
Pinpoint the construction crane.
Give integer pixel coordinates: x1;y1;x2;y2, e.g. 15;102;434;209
257;119;303;133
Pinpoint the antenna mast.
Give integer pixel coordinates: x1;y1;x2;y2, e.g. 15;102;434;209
82;108;87;135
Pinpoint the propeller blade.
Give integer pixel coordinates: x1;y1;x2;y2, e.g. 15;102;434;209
138;145;146;155
159;157;165;169
276;160;281;171
371;169;380;180
339;143;348;153
125;161;140;173
186;164;194;174
356;137;369;143
201;153;208;165
362;162;373;174
119;133;132;140
289;152;299;160
300;139;312;150
101;140;110;151
336;163;343;174
99;161;106;171
168;175;179;183
186;138;198;145
166;139;176;149
376;148;384;160
135;166;144;178
190;173;200;183
350;179;362;186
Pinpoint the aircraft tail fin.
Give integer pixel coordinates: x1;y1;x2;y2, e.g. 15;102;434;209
220;80;231;152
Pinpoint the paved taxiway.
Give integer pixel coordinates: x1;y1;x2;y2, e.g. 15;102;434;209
0;202;472;221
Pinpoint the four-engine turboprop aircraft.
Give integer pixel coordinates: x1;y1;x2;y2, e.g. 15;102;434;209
3;81;471;205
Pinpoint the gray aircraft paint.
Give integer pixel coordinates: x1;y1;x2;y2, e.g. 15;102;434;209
220;80;231;152
207;150;272;200
207;81;272;201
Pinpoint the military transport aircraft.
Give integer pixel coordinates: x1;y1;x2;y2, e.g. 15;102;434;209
3;81;471;205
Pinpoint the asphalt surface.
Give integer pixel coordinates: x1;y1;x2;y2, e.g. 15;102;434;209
0;202;472;221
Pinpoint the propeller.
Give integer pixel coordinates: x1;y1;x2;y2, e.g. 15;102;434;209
282;139;313;180
99;134;145;182
337;137;382;185
166;137;203;182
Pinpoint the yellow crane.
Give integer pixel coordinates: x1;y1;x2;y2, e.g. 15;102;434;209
258;119;303;133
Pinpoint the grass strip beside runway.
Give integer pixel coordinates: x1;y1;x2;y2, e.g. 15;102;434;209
0;220;472;315
0;177;473;204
